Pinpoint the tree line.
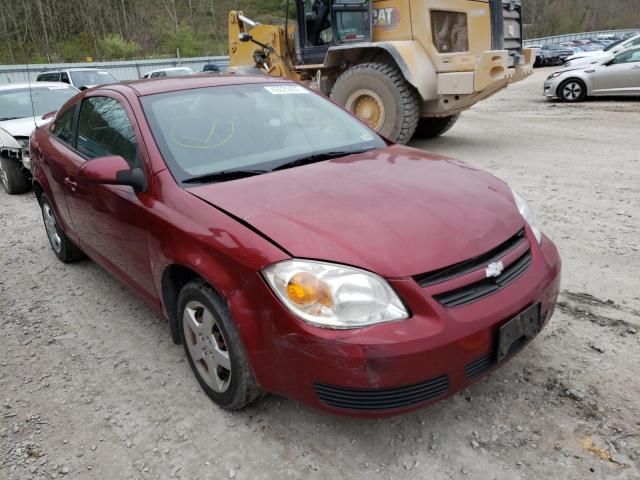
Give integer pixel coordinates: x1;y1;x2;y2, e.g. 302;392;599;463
0;0;637;64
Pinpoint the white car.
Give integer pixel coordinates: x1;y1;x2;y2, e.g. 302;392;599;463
142;67;196;78
544;46;640;102
36;68;118;90
0;82;78;193
565;34;640;65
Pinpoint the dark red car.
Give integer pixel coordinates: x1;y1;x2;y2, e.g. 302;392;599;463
30;75;561;416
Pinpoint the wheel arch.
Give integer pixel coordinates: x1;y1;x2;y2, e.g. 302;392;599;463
324;41;437;101
556;76;588;99
161;263;211;344
32;180;45;205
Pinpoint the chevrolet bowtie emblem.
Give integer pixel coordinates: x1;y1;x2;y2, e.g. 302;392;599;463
485;261;505;278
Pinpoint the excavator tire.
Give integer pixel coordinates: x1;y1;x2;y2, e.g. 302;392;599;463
412;115;460;139
330;63;420;144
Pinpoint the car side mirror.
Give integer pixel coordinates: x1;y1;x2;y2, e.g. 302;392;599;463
78;155;146;192
42;111;57;120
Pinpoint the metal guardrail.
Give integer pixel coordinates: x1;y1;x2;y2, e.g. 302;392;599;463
0;56;229;84
524;29;640;46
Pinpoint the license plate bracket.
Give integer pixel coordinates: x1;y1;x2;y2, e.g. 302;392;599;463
497;304;541;363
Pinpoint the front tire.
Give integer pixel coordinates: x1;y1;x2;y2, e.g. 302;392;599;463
412;115;460;139
0;155;30;194
558;79;587;102
178;278;262;410
40;193;85;262
330;63;420;144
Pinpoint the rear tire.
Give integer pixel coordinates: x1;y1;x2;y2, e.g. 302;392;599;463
412;115;460;139
39;193;85;263
558;79;587;102
0;155;30;194
178;278;262;410
330;62;420;144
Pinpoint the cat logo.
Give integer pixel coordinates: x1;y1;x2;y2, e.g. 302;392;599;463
372;7;400;31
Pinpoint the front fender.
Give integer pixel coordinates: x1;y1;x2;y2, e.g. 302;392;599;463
325;41;438;101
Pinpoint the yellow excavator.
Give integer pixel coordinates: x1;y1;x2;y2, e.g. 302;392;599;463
228;0;534;144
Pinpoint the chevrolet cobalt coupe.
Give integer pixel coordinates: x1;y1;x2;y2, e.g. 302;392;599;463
30;76;561;416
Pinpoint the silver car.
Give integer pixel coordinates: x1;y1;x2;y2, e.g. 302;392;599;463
544;46;640;102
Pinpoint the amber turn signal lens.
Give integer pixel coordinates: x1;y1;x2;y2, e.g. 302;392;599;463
286;272;332;307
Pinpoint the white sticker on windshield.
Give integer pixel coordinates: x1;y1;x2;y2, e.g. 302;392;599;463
264;85;308;95
361;132;374;141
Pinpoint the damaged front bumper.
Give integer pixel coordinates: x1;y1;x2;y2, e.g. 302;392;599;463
0;128;31;170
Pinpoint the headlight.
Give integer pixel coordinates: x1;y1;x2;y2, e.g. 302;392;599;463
512;190;542;244
262;260;409;329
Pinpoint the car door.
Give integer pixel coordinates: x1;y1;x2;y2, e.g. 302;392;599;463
45;103;82;237
64;92;158;304
593;49;640;94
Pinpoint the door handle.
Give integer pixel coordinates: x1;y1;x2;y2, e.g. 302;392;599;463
64;177;79;192
631;65;640;70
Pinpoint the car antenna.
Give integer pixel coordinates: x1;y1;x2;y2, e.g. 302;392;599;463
25;61;38;131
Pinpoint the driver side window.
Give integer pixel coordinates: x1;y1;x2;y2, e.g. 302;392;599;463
76;96;140;168
613;49;640;65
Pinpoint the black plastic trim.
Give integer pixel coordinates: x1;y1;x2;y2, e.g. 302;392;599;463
414;229;526;288
314;375;449;411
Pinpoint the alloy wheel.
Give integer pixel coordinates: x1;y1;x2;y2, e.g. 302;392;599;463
0;161;8;190
562;82;583;101
182;300;232;393
42;203;62;253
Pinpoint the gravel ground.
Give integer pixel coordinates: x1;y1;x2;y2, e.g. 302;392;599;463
1;67;639;480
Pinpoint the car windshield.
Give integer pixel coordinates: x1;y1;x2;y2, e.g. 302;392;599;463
141;83;386;183
70;70;117;86
0;86;77;120
604;37;628;52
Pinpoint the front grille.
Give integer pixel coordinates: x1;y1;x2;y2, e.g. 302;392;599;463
314;375;449;411
465;336;528;379
414;229;527;288
434;250;532;308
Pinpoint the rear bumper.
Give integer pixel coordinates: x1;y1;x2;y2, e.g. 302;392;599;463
233;230;561;417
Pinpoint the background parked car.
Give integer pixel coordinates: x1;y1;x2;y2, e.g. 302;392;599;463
37;68;118;90
142;67;195;78
545;46;640;102
566;33;640;63
0;82;78;193
202;63;222;74
540;44;574;65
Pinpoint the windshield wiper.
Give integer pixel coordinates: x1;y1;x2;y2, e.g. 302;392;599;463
272;148;374;171
0;117;21;121
183;169;268;184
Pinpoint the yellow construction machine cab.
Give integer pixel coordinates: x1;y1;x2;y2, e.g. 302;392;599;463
228;0;534;143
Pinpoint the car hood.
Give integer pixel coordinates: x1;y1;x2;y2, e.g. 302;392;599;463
0;116;50;138
188;145;525;278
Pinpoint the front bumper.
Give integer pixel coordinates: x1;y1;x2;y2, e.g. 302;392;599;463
544;77;561;98
232;230;561;417
430;48;534;115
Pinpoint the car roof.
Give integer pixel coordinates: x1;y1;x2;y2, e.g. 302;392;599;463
0;81;77;91
38;68;109;74
111;74;291;96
